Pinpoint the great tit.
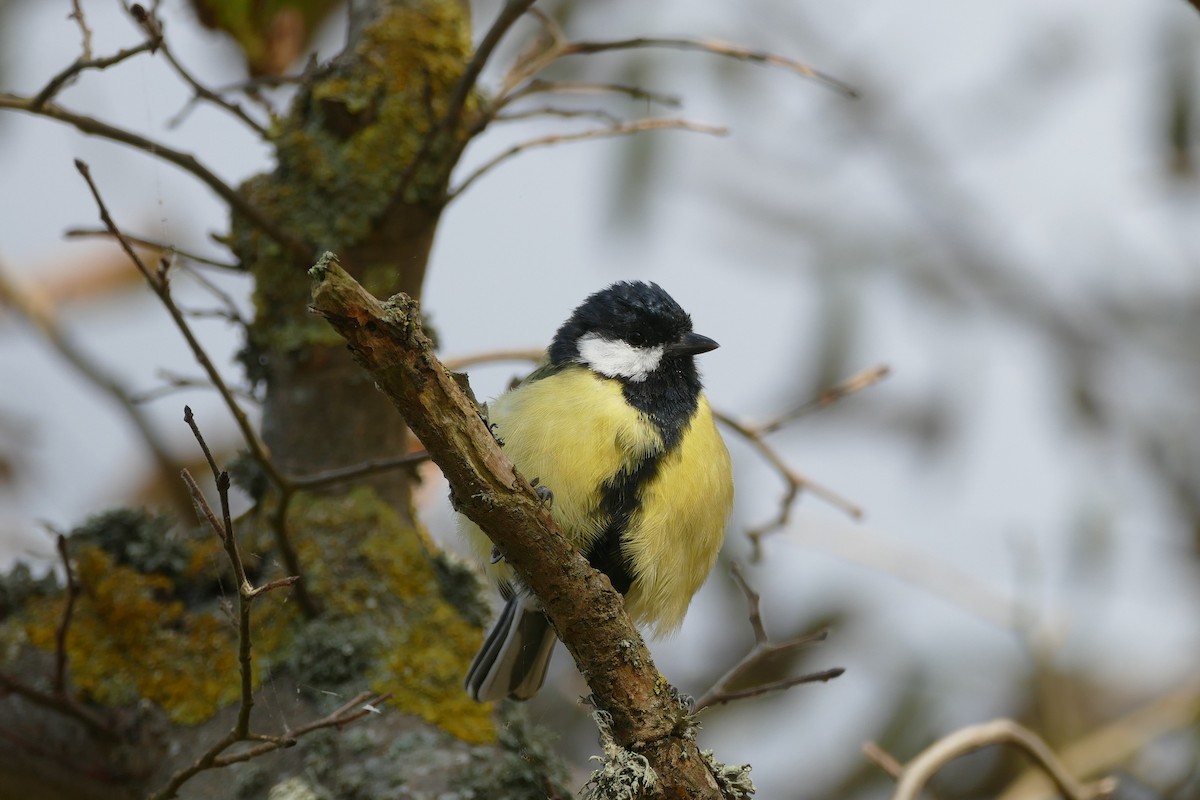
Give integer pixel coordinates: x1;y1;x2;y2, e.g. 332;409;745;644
461;281;734;702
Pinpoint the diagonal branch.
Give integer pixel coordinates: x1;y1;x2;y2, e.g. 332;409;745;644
31;39;159;109
74;161;318;618
308;252;725;797
64;228;242;271
557;37;857;96
395;0;539;201
691;564;842;712
0;96;309;258
68;0;93;60
147;410;379;800
449;118;728;200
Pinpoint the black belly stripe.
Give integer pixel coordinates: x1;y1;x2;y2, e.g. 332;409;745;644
586;454;663;594
583;364;703;596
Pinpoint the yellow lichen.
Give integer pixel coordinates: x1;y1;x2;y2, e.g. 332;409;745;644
21;546;294;725
285;489;494;743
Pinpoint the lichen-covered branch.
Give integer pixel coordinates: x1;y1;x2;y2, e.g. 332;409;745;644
309;252;725;799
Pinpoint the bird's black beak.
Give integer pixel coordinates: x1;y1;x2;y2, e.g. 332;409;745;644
665;331;719;357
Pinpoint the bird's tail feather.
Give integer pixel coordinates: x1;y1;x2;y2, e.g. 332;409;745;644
465;595;557;702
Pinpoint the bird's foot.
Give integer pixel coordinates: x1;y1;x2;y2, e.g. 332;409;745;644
530;476;554;509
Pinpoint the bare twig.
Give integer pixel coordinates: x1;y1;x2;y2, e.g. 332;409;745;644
442;347;545;371
394;0;538;202
503;34;856;101
159;691;390;784
691;564;843;712
289;452;431;490
494;106;625;125
131;371;259;406
127;3;163;47
716;409;862;533
0;526;119;742
149;411;381;800
863;741;905;780
158;41;268;136
51;535;79;697
890;719;1118;800
713;364;890;553
578;37;855;95
74;163;318;617
73;162;274;481
68;0;94;60
495;79;682;113
755;364;891;435
997;674;1200;800
0;96;309;258
64;228;242;271
30;39;159;109
449;118;728;199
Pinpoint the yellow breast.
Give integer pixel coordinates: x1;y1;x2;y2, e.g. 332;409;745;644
458;365;733;635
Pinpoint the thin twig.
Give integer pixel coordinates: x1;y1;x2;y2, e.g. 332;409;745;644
890;719;1118;800
863;741;905;780
449;118;728;200
289;452;431;490
30;39;159;109
556;36;856;97
74;163;317;617
68;0;93;60
755;364;891;435
394;0;538;201
131;372;259;406
158;41;267;136
494;106;625;125
442;347;544;371
51;535;79;697
497;79;682;112
64;228;242;271
0;96;309;258
712;364;890;552
691;563;842;712
150;413;376;800
717;409;862;523
73;162;278;486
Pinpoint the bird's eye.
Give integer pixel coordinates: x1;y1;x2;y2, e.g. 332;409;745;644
627;331;647;347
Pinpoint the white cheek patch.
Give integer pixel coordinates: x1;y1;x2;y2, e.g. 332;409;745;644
576;333;664;382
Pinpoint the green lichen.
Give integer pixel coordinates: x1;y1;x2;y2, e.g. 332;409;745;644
18;544;292;725
0;561;57;618
231;0;476;360
285;488;494;743
69;507;187;576
0;481;493;743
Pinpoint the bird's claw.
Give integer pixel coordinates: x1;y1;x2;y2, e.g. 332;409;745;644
530;477;554;509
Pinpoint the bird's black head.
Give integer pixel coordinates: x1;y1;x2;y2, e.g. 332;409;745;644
547;281;718;382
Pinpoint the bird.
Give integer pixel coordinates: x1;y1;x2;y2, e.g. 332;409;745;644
461;280;734;702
